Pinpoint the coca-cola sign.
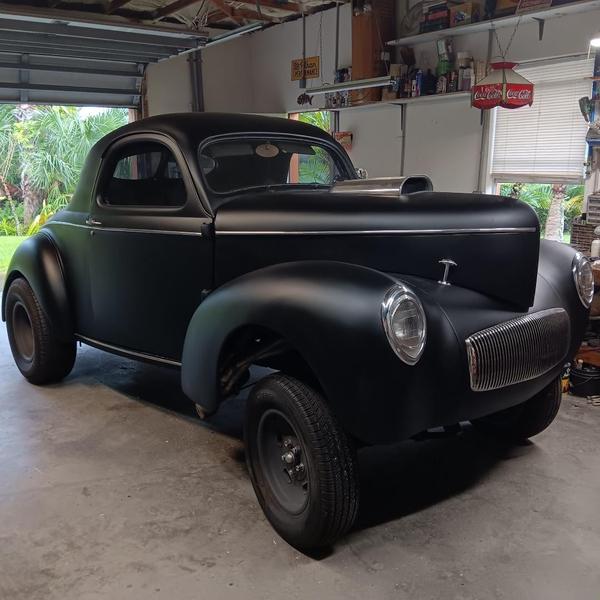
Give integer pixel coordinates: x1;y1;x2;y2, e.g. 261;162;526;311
471;62;534;110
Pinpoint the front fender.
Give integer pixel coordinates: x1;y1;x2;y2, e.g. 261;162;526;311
1;232;73;341
181;261;409;435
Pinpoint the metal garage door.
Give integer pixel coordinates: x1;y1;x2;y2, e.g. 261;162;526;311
0;6;207;107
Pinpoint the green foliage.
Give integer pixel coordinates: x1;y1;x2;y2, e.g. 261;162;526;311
0;235;26;276
298;147;335;184
0;105;127;236
297;111;331;132
499;182;584;238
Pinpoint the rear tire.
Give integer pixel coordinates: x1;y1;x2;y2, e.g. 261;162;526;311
245;373;359;551
5;277;76;384
472;377;562;440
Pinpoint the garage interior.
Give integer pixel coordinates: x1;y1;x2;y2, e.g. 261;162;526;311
1;0;600;598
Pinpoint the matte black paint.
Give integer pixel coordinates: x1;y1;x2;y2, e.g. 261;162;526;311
2;113;588;445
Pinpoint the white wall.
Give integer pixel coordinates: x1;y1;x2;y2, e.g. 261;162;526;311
202;36;255;112
404;97;483;192
339;104;404;177
145;53;193;115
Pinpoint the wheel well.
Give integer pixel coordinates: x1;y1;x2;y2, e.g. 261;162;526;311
217;325;321;399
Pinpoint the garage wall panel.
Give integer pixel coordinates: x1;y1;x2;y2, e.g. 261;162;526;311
403;96;482;192
339;104;403;177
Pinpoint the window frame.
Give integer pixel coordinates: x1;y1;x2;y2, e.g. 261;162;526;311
94;133;205;216
196;131;356;201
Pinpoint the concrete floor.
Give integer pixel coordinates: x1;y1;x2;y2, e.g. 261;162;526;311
1;321;599;600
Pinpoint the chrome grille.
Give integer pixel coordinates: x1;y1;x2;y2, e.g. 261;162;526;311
466;308;570;392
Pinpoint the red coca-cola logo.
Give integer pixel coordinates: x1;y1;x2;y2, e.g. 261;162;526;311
472;86;502;100
506;88;533;100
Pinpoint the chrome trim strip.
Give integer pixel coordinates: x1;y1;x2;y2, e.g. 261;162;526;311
76;334;182;367
49;221;203;237
216;227;537;236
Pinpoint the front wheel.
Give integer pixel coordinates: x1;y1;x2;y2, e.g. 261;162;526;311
245;373;359;551
5;277;76;384
472;377;562;440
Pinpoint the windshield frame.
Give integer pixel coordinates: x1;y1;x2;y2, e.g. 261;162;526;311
197;132;356;199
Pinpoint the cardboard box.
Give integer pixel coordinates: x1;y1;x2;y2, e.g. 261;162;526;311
449;2;480;26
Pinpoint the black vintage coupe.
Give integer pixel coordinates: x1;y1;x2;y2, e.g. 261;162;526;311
2;113;591;550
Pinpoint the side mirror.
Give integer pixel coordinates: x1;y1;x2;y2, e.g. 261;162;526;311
356;167;368;180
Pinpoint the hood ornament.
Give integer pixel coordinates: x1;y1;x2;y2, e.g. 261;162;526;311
438;259;457;286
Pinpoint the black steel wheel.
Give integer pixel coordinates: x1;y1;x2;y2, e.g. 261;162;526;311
5;277;76;384
472;377;562;440
245;373;359;551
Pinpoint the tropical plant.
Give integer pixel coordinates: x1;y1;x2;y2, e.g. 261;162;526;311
0;105;128;234
499;182;584;240
297;110;331;132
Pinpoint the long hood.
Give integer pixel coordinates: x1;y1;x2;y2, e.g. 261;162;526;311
214;190;541;309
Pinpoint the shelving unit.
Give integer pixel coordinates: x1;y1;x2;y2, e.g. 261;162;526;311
387;0;600;46
328;90;470;112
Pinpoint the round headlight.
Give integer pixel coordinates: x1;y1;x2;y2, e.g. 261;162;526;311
381;285;427;365
572;252;594;308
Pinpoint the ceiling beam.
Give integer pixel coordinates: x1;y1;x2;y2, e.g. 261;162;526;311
208;0;279;23
107;0;136;13
0;2;207;38
153;0;203;20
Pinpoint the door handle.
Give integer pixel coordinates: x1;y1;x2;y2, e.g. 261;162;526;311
85;217;102;227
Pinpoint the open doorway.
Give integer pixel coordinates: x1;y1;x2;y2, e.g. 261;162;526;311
0;105;128;280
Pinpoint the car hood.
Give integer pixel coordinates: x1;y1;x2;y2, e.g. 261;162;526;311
214;189;541;309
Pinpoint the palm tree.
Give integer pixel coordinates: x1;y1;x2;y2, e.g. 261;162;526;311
0;105;128;230
546;183;567;241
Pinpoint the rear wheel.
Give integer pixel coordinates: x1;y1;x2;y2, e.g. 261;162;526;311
5;277;76;384
472;377;562;440
245;373;359;551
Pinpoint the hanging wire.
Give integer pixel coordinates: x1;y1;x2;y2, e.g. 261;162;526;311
492;16;522;60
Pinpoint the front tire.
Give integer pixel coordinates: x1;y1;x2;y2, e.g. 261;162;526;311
245;373;359;551
472;377;562;440
5;277;76;384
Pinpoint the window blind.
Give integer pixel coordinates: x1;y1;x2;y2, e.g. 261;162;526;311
490;57;593;181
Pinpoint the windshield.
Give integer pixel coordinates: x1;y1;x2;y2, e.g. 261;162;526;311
198;137;348;194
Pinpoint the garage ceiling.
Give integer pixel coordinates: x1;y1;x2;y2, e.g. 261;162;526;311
0;0;337;107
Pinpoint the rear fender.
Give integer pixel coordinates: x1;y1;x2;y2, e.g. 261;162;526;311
1;232;73;341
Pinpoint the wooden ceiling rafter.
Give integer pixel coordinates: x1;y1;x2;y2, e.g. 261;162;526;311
153;0;204;19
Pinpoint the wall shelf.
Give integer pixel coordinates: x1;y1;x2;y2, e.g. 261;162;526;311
387;0;600;46
329;90;470;111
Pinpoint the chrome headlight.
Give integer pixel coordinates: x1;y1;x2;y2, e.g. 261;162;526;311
572;252;594;308
381;284;427;365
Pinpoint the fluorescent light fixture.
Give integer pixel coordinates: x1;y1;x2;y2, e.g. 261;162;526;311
205;23;263;47
307;76;394;95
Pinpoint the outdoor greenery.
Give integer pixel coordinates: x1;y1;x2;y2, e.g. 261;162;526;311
295;111;335;184
499;182;584;241
0;235;26;278
0;105;128;236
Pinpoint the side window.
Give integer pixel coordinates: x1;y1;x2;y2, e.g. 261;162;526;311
101;141;187;208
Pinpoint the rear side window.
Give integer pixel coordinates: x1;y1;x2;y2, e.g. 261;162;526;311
101;141;186;208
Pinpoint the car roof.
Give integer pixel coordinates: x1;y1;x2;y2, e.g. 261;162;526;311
95;112;334;152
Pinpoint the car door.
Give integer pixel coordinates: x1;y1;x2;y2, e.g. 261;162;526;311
85;133;213;362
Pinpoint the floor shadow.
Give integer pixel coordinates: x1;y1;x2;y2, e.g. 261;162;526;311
354;426;537;531
69;345;538;534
